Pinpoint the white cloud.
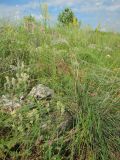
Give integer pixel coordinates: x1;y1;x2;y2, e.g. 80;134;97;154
106;4;120;11
0;4;19;18
0;0;120;32
0;0;120;18
46;0;76;7
0;1;41;20
46;0;120;12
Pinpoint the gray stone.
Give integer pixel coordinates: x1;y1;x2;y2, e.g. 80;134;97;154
0;95;21;113
28;84;54;100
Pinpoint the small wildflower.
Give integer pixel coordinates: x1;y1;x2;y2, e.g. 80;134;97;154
104;46;112;52
106;54;111;58
11;77;16;88
88;44;96;49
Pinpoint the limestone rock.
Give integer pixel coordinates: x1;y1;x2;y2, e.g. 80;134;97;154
0;95;21;113
28;84;54;100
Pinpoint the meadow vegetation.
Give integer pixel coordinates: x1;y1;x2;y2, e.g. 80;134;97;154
0;18;120;160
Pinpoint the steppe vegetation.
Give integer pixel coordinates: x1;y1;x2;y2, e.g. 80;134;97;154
0;8;120;160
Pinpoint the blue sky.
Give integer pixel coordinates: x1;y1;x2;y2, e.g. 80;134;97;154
0;0;120;32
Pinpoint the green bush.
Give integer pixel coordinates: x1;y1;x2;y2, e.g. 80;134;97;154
0;20;120;160
58;8;75;25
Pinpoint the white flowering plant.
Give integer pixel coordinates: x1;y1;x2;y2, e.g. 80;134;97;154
4;61;30;96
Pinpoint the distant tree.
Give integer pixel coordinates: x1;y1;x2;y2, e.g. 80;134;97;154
23;15;36;32
58;8;77;26
24;15;35;23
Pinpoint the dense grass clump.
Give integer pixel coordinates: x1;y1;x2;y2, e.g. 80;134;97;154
0;23;120;160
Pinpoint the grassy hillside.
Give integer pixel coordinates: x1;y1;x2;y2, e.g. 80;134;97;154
0;23;120;160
